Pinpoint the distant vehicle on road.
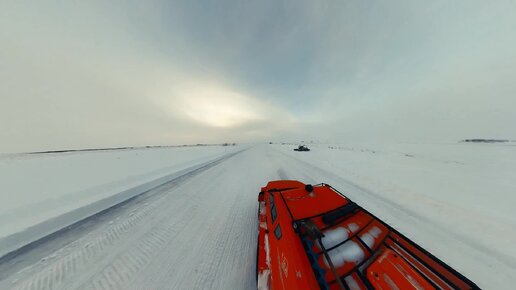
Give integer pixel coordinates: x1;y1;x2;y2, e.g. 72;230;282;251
294;145;310;152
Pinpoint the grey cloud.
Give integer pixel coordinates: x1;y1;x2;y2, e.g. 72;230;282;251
1;1;516;152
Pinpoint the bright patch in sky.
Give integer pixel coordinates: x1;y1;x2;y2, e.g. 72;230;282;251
178;85;262;128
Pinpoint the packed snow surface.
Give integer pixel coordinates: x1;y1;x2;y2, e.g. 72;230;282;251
0;145;240;256
0;143;514;289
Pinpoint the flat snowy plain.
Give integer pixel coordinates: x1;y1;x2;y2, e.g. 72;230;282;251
0;142;514;289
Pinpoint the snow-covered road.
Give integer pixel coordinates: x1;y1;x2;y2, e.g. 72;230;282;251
0;145;514;289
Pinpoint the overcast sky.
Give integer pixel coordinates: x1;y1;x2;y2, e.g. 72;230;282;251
1;1;516;153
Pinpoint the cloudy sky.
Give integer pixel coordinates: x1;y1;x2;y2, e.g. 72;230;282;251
1;1;516;153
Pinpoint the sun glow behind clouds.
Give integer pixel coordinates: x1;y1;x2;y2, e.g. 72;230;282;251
156;82;277;128
182;86;262;127
185;99;255;127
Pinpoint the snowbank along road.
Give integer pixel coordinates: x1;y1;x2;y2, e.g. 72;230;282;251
0;144;514;289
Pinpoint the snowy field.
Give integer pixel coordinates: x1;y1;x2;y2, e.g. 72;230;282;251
0;143;514;289
0;145;242;257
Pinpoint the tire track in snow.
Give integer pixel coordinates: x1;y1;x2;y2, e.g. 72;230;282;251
1;150;246;290
126;148;265;290
8;199;162;290
189;193;243;289
185;153;261;290
84;196;201;290
276;169;288;180
0;149;246;271
122;162;234;289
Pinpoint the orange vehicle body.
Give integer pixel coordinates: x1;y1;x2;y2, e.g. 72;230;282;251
256;181;479;290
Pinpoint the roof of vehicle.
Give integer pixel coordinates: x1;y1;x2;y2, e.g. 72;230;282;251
279;184;348;220
258;181;480;290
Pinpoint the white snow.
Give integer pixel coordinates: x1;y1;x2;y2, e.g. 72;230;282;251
324;241;365;268
360;226;382;249
344;275;361;290
347;222;359;233
278;142;516;289
0;143;514;289
319;227;349;249
257;269;270;290
0;145;241;257
258;234;272;290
